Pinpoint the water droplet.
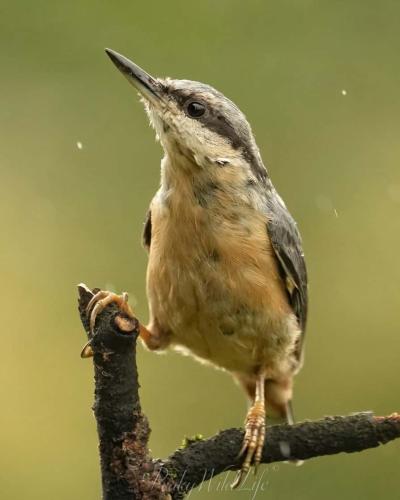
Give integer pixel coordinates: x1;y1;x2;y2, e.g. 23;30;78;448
279;440;291;458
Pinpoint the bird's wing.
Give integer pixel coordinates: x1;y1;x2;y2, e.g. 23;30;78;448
266;192;308;361
142;210;152;251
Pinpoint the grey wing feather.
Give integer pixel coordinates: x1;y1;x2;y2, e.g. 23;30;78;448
142;210;152;250
266;192;308;360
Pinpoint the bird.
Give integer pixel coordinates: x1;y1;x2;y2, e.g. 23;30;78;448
84;48;308;487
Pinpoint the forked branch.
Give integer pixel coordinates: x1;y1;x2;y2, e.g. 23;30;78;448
78;285;400;500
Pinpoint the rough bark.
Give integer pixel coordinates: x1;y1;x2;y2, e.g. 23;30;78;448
78;285;400;499
161;412;400;496
78;285;171;499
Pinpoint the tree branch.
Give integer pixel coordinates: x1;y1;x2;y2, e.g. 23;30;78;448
78;285;171;500
78;285;400;499
161;412;400;495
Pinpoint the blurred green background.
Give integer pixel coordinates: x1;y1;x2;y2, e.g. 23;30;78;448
1;0;399;498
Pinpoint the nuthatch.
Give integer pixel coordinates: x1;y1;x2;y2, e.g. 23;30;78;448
85;48;308;487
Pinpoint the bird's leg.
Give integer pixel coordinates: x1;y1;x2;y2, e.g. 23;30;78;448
231;373;266;489
87;290;133;335
81;289;166;357
81;290;137;358
138;323;165;351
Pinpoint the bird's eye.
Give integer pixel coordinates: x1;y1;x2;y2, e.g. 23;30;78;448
186;101;206;118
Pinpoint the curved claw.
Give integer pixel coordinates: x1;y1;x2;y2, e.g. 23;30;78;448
80;289;135;358
231;469;247;490
80;340;94;358
86;290;132;336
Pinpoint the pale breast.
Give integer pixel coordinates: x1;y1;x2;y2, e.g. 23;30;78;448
146;185;299;377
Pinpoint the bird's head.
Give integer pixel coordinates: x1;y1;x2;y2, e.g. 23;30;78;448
105;48;267;183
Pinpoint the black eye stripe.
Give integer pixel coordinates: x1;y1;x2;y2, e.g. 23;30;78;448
169;86;267;182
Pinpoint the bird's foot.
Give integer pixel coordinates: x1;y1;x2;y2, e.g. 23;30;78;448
81;289;135;358
231;401;266;489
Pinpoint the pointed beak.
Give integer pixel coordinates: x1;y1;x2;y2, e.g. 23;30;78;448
105;48;164;106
